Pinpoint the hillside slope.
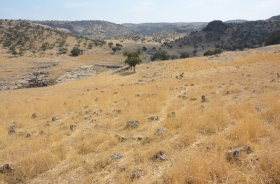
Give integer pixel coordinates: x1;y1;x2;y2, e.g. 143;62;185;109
122;22;207;35
34;20;134;39
0;45;280;183
167;19;280;56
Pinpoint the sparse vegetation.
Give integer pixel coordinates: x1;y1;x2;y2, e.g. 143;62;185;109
204;48;223;56
150;50;170;61
180;52;190;58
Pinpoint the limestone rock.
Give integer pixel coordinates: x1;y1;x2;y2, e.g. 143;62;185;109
226;146;252;161
0;164;14;173
156;128;167;135
116;134;127;141
152;151;168;161
8;125;15;134
148;115;159;121
52;116;60;121
109;152;123;161
130;168;144;179
126;120;139;128
70;124;77;131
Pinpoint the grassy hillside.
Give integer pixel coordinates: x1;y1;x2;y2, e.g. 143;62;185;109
0;45;280;183
33;20;134;39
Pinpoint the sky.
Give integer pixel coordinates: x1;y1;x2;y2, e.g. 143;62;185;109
0;0;279;24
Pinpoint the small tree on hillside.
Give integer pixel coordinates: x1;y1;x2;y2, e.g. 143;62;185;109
123;49;142;72
108;42;113;48
180;52;190;59
71;47;82;56
150;50;170;61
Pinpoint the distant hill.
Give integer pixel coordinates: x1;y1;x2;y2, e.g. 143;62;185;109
116;23;208;43
167;18;280;52
268;15;280;21
121;22;207;35
33;20;134;39
225;19;248;23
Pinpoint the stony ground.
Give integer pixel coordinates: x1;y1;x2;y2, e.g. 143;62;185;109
0;45;280;183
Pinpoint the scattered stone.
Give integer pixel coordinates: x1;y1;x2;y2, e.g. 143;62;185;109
135;94;140;97
116;134;127;141
156;128;167;135
113;92;117;94
190;84;194;86
167;112;176;118
226;146;252;161
255;106;264;112
190;98;197;101
44;122;50;126
52;116;60;121
148;115;159;121
0;164;14;174
201;95;207;102
70;124;77;131
8;125;15;134
39;130;46;135
26;132;31;137
277;73;280;78
109;152;123;161
31;113;37;119
126;120;139;128
130;168;144;179
152;151;168;161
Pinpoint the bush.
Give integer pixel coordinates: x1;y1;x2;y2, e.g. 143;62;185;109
150;50;170;61
180;52;190;59
71;47;82;56
265;31;280;46
204;49;223;56
59;48;68;54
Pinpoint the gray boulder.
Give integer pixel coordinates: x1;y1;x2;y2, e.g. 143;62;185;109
126;120;139;128
109;152;123;161
152;151;168;161
70;124;77;131
226;146;252;161
148;115;159;121
0;164;14;173
130;168;144;179
8;125;15;134
52;116;60;121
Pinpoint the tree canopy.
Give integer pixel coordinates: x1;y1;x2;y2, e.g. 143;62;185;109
265;31;280;46
150;50;170;61
123;49;142;71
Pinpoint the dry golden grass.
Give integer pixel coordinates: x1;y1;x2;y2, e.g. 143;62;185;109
0;45;280;183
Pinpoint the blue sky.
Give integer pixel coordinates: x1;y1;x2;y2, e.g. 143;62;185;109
0;0;279;23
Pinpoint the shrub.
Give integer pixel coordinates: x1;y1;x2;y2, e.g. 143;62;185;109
71;47;82;56
204;49;223;56
180;52;190;58
265;31;280;46
150;50;170;61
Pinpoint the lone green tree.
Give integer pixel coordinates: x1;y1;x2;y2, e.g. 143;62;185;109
123;49;142;72
71;47;82;56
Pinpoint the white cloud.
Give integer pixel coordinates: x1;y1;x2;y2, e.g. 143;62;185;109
63;2;89;8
